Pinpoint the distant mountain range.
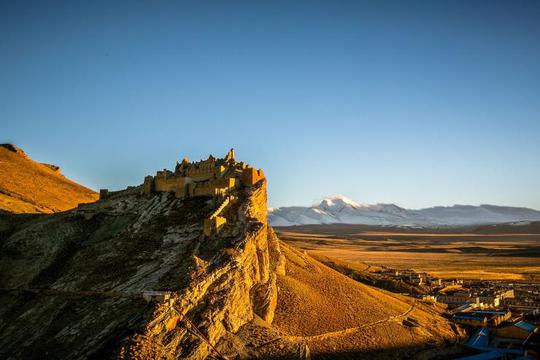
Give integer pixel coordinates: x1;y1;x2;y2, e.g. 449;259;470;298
268;195;540;227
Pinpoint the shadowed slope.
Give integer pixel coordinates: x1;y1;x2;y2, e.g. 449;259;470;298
0;144;98;213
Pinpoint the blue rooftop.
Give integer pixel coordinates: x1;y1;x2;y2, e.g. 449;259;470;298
469;310;507;315
515;321;536;332
454;304;473;311
455;315;485;321
467;328;490;348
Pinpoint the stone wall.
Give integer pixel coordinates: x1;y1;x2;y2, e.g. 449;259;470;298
203;196;232;236
241;167;266;186
154;175;186;195
188;178;236;198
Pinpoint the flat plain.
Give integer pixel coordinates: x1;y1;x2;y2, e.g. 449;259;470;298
276;223;540;281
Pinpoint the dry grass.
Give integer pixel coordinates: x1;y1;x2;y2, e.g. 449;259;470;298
277;224;540;281
0;145;98;213
272;241;460;357
274;243;408;336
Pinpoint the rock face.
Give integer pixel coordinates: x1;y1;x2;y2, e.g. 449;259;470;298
119;181;285;359
0;144;98;214
0;179;286;359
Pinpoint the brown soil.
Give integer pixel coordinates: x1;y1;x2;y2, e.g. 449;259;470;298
0;144;98;213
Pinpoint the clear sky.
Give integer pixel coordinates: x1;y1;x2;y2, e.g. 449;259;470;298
1;0;539;209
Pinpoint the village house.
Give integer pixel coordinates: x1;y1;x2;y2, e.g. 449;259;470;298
453;309;512;328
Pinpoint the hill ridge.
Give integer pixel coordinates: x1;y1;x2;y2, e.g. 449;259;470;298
0;144;98;213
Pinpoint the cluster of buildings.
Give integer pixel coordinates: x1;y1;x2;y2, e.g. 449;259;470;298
377;267;456;289
432;284;539;358
456;316;539;359
443;280;540;312
374;266;540;358
436;289;516;309
377;266;539;311
445;284;539;358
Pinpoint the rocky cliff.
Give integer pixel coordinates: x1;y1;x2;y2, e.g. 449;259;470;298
0;179;289;359
117;181;287;359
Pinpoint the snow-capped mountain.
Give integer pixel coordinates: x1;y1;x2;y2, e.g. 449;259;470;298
268;195;540;227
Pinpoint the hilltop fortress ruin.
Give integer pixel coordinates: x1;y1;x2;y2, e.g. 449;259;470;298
140;149;266;237
141;148;265;200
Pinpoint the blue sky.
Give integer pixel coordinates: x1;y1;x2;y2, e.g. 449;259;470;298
1;0;539;209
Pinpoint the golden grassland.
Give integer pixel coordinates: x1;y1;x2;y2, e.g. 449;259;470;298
276;224;540;281
271;242;463;357
0;145;98;213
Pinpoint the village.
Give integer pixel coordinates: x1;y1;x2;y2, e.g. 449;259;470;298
372;266;540;358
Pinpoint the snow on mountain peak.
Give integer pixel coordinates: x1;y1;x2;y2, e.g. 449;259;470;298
318;195;361;208
268;197;540;227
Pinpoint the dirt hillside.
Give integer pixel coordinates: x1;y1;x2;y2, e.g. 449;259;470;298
0;144;98;213
270;242;463;358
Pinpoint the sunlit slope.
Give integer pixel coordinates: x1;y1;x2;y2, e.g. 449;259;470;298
0;144;98;213
273;242;461;358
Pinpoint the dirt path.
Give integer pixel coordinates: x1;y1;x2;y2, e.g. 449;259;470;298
285;300;417;342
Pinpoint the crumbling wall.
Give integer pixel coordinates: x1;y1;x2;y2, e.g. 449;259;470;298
154;175;186;195
203;197;232;236
241;167;265;186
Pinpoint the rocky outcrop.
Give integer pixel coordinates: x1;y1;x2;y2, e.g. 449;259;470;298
40;163;62;174
0;178;286;360
121;181;285;359
0;144;28;156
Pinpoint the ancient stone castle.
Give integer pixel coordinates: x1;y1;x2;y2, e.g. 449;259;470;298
141;149;266;237
141;148;265;199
